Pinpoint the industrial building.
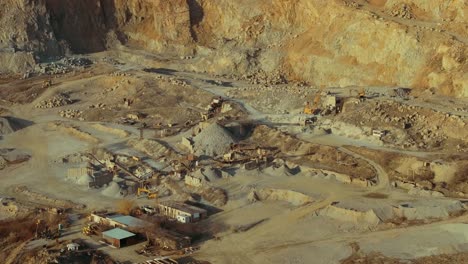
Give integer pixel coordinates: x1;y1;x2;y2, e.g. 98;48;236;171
67;162;113;188
157;201;207;223
90;213;149;229
102;228;137;248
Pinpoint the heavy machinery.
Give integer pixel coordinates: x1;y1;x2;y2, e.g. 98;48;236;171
200;112;213;121
201;97;225;121
82;223;99;236
358;88;366;101
137;188;158;199
42;79;52;88
304;88;323;115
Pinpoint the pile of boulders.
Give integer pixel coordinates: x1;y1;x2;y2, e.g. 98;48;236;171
242;71;287;86
339;100;464;150
35;94;72;108
152;74;190;87
167;77;189;87
59;109;83;120
343;0;360;8
109;72;130;77
0;156;6;170
36;57;92;75
390;4;414;19
61;57;92;67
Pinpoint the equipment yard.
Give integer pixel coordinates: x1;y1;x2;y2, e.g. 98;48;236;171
0;0;467;263
1;49;467;263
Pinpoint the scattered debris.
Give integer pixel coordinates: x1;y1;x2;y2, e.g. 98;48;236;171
35;93;73;108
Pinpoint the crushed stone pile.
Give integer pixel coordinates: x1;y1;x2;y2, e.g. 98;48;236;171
0;148;31;163
193;123;236;157
0;156;6;170
101;182;122;198
76;174;93;186
0;117;24;135
248;188;313;206
319;205;381;227
193;167;222;182
264;164;301;177
393;201;465;221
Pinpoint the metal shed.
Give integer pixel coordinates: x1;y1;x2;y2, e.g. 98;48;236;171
108;215;148;228
102;228;136;248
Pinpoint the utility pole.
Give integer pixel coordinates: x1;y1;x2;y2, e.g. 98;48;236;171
139;123;147;140
35;219;41;238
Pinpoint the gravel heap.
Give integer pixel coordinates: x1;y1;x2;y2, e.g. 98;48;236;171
193;123;236;157
101;182;122;198
0;117;23;135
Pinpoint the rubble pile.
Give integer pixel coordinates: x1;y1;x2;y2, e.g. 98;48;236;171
35;57;93;75
109;72;130;77
339;100;467;150
59;109;83;120
35;94;72;108
390;4;414;19
168;78;189;86
242;71;287;86
229;84;310;97
226;84;310;113
343;0;360;8
0;156;6;170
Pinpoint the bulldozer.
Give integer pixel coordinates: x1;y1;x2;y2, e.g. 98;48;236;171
137;188;158;199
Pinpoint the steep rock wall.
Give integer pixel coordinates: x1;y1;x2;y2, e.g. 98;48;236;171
0;0;466;97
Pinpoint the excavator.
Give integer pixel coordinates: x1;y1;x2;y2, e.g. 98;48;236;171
304;88;323;115
137;188;158;199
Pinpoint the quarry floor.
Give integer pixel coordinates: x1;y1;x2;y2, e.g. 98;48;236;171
1;49;468;264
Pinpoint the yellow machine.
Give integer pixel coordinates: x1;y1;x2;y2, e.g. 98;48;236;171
82;223;99;236
304;102;313;115
42;79;52;88
137;188;158;199
358;88;366;101
304;90;322;115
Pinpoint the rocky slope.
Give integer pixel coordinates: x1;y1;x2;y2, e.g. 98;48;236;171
0;0;466;96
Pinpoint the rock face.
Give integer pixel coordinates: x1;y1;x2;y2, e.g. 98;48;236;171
0;0;466;97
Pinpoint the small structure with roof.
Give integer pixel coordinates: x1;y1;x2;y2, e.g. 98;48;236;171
157;201;207;223
102;228;137;248
66;243;80;251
